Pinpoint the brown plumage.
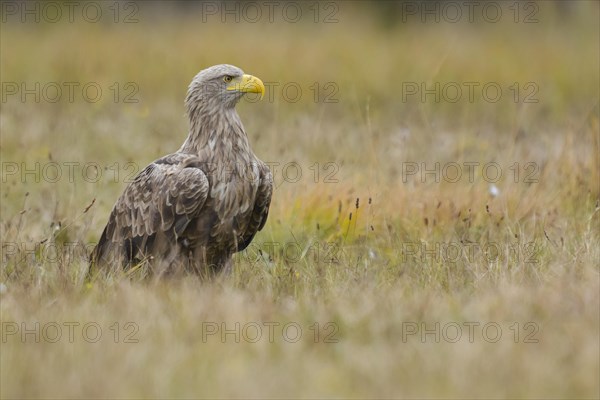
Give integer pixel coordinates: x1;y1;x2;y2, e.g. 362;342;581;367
90;64;272;276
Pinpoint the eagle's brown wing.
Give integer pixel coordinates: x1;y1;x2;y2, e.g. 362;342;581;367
90;153;209;269
237;161;273;251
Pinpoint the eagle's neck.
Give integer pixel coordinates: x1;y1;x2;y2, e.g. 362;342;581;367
179;105;251;160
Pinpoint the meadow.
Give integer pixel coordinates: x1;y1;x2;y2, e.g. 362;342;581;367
1;1;599;398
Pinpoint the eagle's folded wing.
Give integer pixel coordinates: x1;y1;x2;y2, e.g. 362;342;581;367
238;162;273;251
91;153;209;268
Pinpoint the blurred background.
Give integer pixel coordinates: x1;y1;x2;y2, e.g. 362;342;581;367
2;0;598;226
1;0;598;245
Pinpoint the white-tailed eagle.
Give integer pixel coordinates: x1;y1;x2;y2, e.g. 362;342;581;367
90;64;273;276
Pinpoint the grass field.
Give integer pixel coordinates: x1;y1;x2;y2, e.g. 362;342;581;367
1;1;599;398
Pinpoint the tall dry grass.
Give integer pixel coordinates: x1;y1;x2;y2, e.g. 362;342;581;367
1;2;599;398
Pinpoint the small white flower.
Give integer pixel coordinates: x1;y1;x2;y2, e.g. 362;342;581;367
489;184;500;197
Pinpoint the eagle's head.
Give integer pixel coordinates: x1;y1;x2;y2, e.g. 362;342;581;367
185;64;265;112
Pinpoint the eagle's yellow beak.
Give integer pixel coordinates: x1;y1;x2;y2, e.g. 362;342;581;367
227;74;265;100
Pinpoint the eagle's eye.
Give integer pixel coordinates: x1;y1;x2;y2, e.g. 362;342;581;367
223;75;233;83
